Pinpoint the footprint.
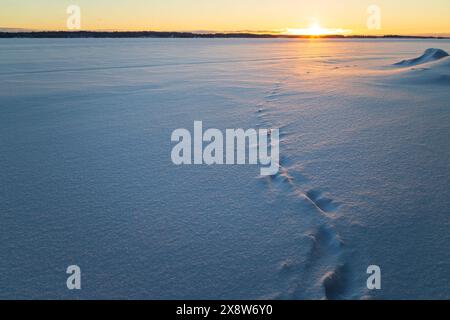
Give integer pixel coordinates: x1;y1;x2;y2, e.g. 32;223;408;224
253;76;352;299
321;264;351;300
305;224;344;266
260;166;295;193
305;189;340;213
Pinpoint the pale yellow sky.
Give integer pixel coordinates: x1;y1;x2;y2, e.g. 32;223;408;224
1;0;450;35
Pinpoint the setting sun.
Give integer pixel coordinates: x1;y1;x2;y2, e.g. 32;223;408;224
306;22;325;36
285;21;352;36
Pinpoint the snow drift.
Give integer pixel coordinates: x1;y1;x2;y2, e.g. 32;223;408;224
393;48;449;67
384;48;450;85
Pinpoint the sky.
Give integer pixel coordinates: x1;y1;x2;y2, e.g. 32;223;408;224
1;0;450;35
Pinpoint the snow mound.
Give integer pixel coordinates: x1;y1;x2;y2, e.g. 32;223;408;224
382;49;450;86
393;48;449;67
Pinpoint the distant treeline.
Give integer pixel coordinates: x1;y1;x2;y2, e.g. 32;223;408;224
0;31;448;39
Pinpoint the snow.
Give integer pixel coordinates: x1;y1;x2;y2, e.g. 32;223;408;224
386;49;450;86
0;38;449;299
393;48;449;67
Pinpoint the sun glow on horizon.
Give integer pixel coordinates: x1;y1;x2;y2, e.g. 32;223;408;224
285;21;352;36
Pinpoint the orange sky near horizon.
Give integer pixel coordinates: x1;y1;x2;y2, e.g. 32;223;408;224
1;0;450;36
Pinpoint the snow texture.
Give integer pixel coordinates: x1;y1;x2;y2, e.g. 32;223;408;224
0;39;449;299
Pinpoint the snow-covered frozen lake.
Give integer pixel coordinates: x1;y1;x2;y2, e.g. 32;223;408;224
0;38;449;299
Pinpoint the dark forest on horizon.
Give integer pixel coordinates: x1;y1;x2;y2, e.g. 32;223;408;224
0;31;449;39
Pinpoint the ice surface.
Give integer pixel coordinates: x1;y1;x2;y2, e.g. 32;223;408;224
0;39;449;299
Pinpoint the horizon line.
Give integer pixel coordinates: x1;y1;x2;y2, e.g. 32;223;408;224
1;27;450;38
1;30;450;39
